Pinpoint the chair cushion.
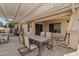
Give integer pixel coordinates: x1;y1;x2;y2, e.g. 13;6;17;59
40;32;45;37
46;32;52;39
30;44;37;50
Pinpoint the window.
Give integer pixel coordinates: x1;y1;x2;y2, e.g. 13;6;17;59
35;24;43;35
49;23;61;33
28;24;30;32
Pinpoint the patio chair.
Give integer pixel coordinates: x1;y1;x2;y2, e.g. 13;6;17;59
18;34;38;56
40;32;45;37
45;32;53;49
57;32;70;48
46;32;52;39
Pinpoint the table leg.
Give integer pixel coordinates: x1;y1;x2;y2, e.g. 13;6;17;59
38;44;42;56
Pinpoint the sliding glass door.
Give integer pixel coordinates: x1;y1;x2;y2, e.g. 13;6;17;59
35;24;43;35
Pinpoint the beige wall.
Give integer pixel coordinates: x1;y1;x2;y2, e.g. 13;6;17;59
22;22;36;35
36;19;68;32
38;19;69;38
22;19;69;36
47;19;68;34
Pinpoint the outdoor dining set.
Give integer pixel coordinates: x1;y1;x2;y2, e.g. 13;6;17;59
0;28;70;56
18;32;53;56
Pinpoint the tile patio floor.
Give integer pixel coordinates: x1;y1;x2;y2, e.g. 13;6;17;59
0;35;78;56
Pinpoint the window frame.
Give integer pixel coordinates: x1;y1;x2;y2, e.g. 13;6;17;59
49;23;61;33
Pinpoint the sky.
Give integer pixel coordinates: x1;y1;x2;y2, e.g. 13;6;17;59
0;17;7;25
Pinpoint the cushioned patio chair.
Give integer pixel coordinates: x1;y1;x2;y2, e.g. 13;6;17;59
46;32;52;39
18;34;38;56
40;32;45;37
45;32;53;49
57;32;70;48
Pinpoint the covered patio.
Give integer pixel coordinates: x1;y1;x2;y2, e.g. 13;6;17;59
0;3;79;56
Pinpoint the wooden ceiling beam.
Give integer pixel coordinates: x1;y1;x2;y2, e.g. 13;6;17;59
33;11;72;23
0;4;8;19
14;3;22;20
19;4;44;21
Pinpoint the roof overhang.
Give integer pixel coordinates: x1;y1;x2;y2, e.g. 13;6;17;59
0;3;79;23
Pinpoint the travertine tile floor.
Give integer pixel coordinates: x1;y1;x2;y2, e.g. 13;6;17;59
0;35;78;56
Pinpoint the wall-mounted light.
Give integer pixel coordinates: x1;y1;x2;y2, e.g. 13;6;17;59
67;20;69;23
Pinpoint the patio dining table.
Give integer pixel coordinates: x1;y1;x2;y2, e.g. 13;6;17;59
27;35;50;56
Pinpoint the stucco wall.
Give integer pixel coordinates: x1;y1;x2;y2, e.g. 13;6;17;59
41;19;69;38
22;19;69;37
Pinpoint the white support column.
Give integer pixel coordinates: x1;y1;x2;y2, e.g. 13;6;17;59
22;23;28;34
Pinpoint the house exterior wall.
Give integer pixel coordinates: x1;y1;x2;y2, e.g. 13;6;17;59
34;19;69;35
38;19;69;38
22;8;79;50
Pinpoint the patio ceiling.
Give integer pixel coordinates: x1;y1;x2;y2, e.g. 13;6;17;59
32;11;71;23
0;3;78;23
